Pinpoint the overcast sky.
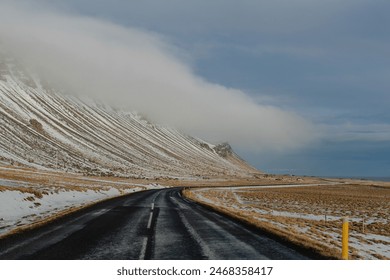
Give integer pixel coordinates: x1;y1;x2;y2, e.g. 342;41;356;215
1;0;389;177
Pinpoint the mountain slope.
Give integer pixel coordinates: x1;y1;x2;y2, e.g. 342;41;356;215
0;56;259;179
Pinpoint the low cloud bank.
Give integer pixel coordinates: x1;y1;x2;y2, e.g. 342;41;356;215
0;1;316;152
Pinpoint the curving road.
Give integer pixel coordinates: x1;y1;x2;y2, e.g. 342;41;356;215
0;188;314;260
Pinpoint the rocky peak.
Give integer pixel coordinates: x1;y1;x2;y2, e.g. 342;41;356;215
213;142;233;158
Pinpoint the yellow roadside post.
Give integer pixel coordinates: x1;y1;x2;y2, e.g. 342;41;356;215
342;217;349;260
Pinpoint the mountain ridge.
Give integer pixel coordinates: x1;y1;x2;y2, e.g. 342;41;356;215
0;55;260;179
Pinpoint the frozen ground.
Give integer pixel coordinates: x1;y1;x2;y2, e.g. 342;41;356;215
188;184;390;260
0;168;167;238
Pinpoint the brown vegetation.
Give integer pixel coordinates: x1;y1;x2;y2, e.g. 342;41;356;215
184;183;390;260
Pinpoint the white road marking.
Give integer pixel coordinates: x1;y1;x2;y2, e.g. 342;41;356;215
138;236;148;260
147;212;153;229
170;193;215;259
138;197;157;260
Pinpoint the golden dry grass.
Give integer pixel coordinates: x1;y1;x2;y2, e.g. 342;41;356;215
0;165;149;239
0;164;329;189
184;184;390;260
1;164;389;259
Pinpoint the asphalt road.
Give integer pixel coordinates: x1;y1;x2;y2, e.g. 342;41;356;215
0;188;314;260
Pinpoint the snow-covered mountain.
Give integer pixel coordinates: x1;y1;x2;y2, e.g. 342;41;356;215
0;54;259;179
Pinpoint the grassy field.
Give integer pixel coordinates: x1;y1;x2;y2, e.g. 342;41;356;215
0;164;329;238
2;164;388;259
184;183;390;260
0;165;155;238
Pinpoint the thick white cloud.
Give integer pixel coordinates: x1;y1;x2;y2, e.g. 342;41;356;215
0;1;316;152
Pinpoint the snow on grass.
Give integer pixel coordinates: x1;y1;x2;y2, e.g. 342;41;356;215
188;184;390;260
0;171;168;238
0;186;135;236
349;233;390;260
